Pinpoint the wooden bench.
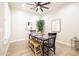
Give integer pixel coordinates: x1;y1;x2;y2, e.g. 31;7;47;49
28;39;42;55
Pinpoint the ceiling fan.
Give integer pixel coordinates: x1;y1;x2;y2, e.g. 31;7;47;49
26;2;51;12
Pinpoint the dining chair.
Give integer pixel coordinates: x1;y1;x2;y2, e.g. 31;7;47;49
71;37;79;50
29;30;36;39
44;33;57;56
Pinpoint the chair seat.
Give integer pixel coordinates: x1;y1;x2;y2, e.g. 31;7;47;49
44;43;54;48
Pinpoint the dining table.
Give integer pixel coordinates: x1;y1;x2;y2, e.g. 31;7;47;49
29;33;55;56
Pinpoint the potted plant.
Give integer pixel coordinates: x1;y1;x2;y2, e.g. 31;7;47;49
36;19;45;35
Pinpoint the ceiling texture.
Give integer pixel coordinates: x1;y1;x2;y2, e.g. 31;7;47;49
9;2;69;16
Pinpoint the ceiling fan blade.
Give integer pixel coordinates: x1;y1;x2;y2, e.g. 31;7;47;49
41;6;49;9
36;8;38;12
41;2;50;6
40;8;43;12
26;3;36;6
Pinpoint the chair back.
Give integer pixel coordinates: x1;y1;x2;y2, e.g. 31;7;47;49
48;33;57;48
30;30;36;34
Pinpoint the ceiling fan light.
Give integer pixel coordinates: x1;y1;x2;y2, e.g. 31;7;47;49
37;6;40;9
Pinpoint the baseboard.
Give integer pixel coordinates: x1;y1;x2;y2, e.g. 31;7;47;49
10;38;71;46
56;40;71;47
10;38;27;43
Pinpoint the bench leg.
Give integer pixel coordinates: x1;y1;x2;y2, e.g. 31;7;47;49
34;47;37;55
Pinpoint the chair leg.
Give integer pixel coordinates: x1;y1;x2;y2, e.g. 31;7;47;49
47;48;49;56
54;51;55;54
53;47;55;54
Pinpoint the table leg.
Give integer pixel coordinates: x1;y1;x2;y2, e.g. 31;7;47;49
29;34;30;39
42;41;44;56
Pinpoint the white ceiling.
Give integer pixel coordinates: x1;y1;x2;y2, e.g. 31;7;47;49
9;2;69;16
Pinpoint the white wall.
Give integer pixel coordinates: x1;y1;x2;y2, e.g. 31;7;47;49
0;2;11;55
11;9;38;42
43;3;79;45
4;3;11;44
0;3;5;55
